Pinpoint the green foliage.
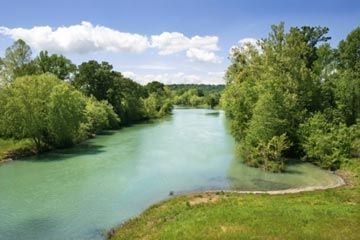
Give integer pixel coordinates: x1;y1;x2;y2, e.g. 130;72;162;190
222;23;359;171
205;93;220;109
143;84;173;118
299;113;357;170
145;81;166;95
80;97;120;138
338;27;360;72
0;41;172;155
0;39;32;84
73;61;149;125
33;51;76;80
73;60;115;100
171;84;223;108
47;83;87;147
0;74;86;150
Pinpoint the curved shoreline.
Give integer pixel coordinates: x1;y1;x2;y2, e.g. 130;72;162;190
171;171;346;196
108;173;347;239
202;174;346;195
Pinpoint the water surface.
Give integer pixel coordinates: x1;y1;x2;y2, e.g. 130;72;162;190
0;108;341;240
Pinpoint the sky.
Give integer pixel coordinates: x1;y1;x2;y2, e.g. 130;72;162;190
0;0;359;84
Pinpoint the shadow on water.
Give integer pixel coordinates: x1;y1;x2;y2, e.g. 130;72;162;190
0;216;59;240
16;143;106;163
97;130;117;136
205;111;220;116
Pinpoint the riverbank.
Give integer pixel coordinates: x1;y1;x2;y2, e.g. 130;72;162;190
109;160;360;240
0;139;35;164
0;115;168;164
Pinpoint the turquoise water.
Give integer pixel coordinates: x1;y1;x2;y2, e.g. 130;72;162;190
0;108;340;240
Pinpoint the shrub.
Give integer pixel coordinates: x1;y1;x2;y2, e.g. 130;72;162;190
299;113;355;170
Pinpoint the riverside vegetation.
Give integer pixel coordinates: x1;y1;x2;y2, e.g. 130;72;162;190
222;23;359;172
0;41;223;160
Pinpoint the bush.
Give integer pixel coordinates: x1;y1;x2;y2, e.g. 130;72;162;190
82;97;120;135
299;113;355;170
143;93;173;118
241;134;291;172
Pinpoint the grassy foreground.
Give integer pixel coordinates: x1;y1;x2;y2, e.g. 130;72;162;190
110;161;360;240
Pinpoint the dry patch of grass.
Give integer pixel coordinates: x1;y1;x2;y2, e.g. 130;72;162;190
187;193;220;206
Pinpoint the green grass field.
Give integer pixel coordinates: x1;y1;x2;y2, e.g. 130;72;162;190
110;161;360;240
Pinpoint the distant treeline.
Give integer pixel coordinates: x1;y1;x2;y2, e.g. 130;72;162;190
168;84;224;108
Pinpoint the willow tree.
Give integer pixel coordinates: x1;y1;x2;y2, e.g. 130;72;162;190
0;74;86;150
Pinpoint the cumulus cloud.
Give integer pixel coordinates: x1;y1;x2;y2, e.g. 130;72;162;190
229;37;261;56
0;22;222;63
0;21;150;54
151;32;221;63
186;48;220;63
124;71;224;85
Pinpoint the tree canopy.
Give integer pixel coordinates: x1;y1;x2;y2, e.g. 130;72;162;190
222;23;359;171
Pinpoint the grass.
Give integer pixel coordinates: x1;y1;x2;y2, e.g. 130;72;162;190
0;138;34;161
110;160;360;240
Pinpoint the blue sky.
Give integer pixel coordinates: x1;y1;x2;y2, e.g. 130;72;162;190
0;0;359;84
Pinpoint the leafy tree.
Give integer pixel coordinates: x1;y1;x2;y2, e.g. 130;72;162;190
73;61;147;125
145;81;165;95
73;60;115;100
0;39;32;84
33;51;76;80
47;83;87;147
143;83;173;118
333;27;360;125
222;23;335;171
0;74;86;150
82;97;120;134
338;27;360;72
109;74;147;124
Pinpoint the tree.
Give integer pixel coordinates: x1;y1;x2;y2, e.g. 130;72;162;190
0;39;32;84
222;23;333;171
33;51;76;80
47;83;87;147
334;27;360;125
73;61;149;125
0;74;86;150
73;61;115;100
145;81;165;95
338;27;360;72
82;96;120;134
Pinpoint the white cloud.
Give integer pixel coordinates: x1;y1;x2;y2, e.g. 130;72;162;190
186;48;220;63
0;22;222;63
0;21;149;54
151;32;220;63
125;71;224;85
122;71;137;79
229;37;261;56
137;64;175;70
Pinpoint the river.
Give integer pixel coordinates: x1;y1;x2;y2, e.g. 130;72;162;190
0;108;341;240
